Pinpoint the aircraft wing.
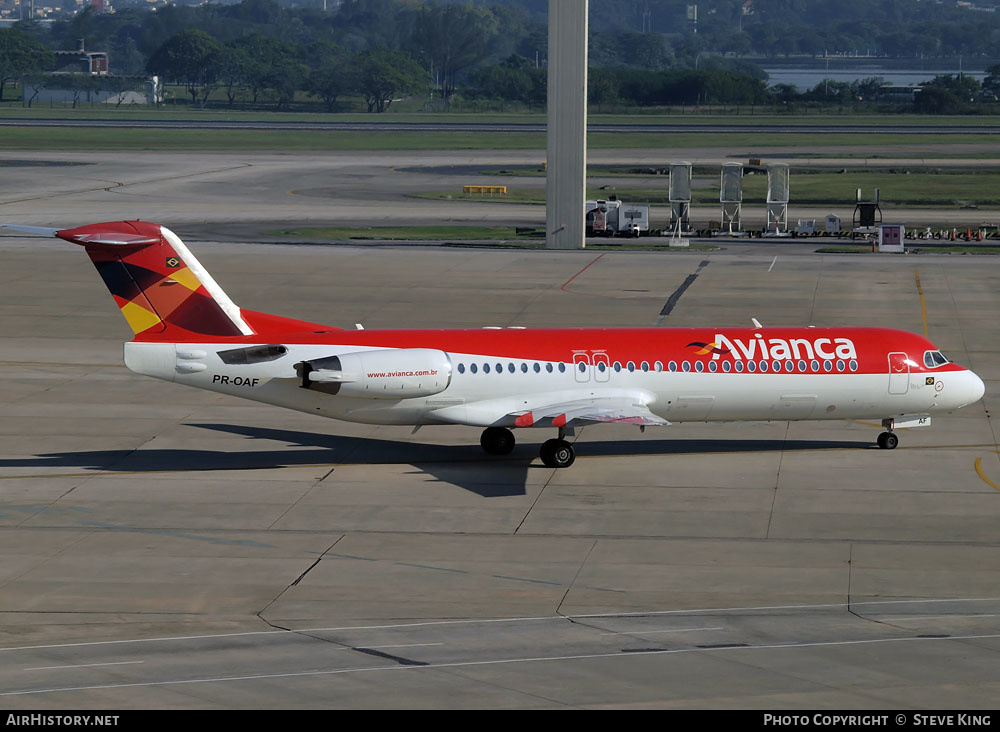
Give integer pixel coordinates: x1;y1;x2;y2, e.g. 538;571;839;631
511;397;670;428
427;389;669;428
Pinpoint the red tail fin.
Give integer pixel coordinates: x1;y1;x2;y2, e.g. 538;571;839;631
58;221;253;340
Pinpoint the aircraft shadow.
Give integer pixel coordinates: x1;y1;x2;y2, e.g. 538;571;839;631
0;423;873;499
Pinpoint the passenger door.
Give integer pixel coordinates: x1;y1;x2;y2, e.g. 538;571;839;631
888;352;910;395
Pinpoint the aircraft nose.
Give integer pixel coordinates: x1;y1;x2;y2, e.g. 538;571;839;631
969;371;986;404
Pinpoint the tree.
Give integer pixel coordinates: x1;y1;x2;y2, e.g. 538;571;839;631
411;4;498;102
806;78;853;103
216;43;253;107
267;55;307;110
588;68;619;108
305;42;350;112
924;73;980;103
851;76;887;102
0;29;54;103
983;64;1000;102
617;31;674;70
146;29;223;107
229;35;304;107
913;85;961;114
352;47;426;113
471;54;545;107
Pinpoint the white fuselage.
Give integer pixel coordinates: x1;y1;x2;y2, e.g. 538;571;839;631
124;341;985;428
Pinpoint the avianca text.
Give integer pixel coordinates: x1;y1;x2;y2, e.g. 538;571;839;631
712;334;857;361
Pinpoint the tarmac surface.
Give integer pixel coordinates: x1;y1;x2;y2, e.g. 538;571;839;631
1;149;999;708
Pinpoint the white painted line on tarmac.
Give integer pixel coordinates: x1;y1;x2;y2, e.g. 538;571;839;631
768;256;777;272
2;598;998;654
599;627;723;636
880;614;999;622
5;632;1000;697
24;661;144;672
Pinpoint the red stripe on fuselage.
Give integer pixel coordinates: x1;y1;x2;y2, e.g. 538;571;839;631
135;325;965;376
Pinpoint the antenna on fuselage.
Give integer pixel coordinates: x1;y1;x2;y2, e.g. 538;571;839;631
751;318;763;328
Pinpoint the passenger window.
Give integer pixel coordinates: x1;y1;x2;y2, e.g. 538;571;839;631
508;363;515;373
558;363;566;373
723;361;731;373
695;361;704;372
458;363;465;374
546;363;553;373
682;361;691;372
760;361;768;372
668;361;677;372
470;363;478;374
484;363;491;373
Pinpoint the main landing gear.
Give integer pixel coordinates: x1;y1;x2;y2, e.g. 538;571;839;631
480;426;516;455
540;437;575;468
478;426;576;468
877;418;899;450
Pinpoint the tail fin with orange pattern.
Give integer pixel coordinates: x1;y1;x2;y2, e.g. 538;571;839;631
5;221;333;340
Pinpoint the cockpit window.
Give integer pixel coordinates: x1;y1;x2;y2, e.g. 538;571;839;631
923;350;950;368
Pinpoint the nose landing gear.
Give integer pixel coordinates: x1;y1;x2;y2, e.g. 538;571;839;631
877;418;899;449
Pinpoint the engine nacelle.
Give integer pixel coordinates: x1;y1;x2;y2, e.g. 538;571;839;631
296;348;452;399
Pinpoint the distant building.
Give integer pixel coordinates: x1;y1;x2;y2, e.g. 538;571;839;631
54;39;108;76
878;85;921;102
22;75;162;106
24;38;162;106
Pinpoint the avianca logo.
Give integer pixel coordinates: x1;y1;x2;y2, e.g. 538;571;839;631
687;341;731;356
708;334;857;361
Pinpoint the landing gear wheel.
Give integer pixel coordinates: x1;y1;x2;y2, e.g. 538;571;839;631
481;427;515;455
877;431;898;450
540;438;575;468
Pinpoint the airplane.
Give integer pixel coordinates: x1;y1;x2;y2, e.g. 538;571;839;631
2;220;986;468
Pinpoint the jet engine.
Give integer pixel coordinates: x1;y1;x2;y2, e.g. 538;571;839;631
295;348;452;398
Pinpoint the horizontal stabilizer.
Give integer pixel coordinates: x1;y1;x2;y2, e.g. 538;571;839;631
0;225;60;237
